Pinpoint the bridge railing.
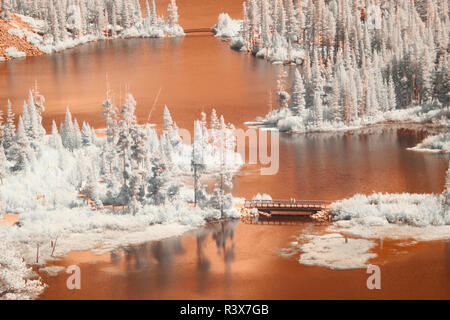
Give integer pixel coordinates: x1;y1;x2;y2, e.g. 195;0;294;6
244;199;331;208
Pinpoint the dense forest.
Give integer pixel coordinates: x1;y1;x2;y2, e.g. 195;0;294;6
225;0;449;130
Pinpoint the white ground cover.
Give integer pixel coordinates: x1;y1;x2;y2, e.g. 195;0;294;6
15;14;47;33
247;105;450;134
329;192;450;241
298;233;377;270
328;220;450;242
0;202;239;299
38;266;65;277
4;46;26;59
1;143;83;214
408;132;450;153
330;193;448;227
282;191;449;270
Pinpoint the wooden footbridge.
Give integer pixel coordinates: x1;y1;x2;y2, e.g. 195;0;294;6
244;199;331;217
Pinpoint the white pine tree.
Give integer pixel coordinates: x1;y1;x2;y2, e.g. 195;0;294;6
67;2;82;38
49;119;63;149
12;116;34;172
151;0;157;25
278;1;286;39
21;101;30;138
210;108;220;130
209;122;234;218
0;0;11;21
290;69;306;116
163;105;174;131
330;76;342;122
55;0;67;41
442;162;450;216
130;124;149;169
286;0;299;41
192;120;206;207
101;97;118;144
167;0;179;28
144;0;151;31
388;75;397;111
0;145;6;184
110;1;118;37
312;92;323;126
242;1;251;50
311;49;324;94
276;68;290;109
81;165;104;210
81;121;92;147
95;0;107;37
61;108;75;151
0;108;3;146
348;75;359;122
26;90;45;147
209;109;222;158
132;0;143;29
48;0;61;43
146;151;169;205
116;93;139;195
420;45;435;102
78;0;88;35
128;168;145;213
2;100;15;160
73;118;82;149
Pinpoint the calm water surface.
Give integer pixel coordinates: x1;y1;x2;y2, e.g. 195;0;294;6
38;220;450;299
0;0;448;299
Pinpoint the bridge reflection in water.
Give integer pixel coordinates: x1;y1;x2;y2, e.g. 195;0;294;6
184;28;214;34
242;215;320;225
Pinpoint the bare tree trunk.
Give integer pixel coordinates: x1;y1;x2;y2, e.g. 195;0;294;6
51;237;58;256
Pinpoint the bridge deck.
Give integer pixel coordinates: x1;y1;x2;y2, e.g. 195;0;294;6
244;200;330;216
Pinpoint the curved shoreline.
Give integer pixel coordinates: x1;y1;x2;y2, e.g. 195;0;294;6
407;147;449;154
246;120;447;136
0;13;185;62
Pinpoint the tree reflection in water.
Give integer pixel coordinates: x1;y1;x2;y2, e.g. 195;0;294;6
445;241;450;273
196;220;239;293
196;229;211;292
111;220;239;294
150;238;185;287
